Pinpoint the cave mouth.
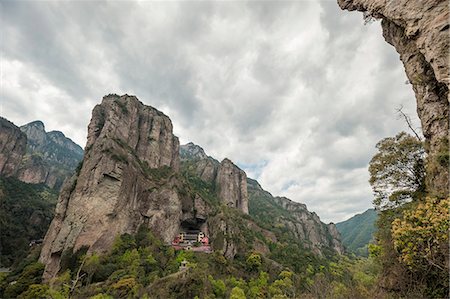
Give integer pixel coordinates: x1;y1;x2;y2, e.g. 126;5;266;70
180;218;206;233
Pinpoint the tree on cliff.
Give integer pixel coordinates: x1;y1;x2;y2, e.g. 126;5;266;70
368;132;425;210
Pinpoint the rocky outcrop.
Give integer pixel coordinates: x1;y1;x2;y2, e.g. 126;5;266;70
0;118;82;189
180;143;219;182
208;208;277;259
327;223;345;255
181;144;343;255
180;142;209;161
0;117;27;177
248;179;344;255
180;143;249;214
39;94;194;279
216;159;249;214
337;0;449;197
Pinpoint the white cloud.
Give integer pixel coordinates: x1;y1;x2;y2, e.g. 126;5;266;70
0;0;419;223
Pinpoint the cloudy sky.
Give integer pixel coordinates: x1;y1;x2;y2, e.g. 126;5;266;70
0;0;420;223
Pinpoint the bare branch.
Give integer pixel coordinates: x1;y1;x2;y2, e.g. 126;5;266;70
396;105;422;141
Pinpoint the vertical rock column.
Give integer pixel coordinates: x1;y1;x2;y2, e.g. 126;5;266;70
216;158;249;214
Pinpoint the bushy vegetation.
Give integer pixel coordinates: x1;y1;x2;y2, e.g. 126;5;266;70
3;129;446;298
368;132;449;298
0;176;57;267
0;226;381;298
369;132;426;210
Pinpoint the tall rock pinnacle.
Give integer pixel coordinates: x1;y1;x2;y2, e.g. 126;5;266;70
39;94;182;279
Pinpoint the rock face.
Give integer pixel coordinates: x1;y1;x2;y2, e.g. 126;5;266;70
216;159;249;214
0;117;27;177
248;179;344;255
180;143;249;214
181;144;343;255
180;142;209;161
40;95;344;279
17;121;84;189
337;0;449;197
39;94;191;279
0;118;83;189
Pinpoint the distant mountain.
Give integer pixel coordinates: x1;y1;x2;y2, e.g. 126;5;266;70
336;208;378;256
0;118;83;190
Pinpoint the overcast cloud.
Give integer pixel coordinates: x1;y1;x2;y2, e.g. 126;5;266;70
0;0;420;223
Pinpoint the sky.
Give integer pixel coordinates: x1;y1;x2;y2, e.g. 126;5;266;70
0;0;421;223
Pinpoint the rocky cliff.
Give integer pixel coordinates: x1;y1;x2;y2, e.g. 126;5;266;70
180;143;249;214
39;94;191;279
248;179;344;255
0;117;83;190
17;121;84;189
337;0;449;197
40;95;344;279
0;117;27;177
181;143;343;255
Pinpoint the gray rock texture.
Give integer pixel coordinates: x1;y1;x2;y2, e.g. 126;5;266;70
338;0;449;197
216;159;249;214
180;143;249;214
248;179;344;255
39;95;189;279
0;117;27;177
0;118;82;189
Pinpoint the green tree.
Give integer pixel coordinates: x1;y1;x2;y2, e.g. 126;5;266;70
230;286;246;299
208;275;226;298
392;197;449;274
245;253;262;272
369;132;425;209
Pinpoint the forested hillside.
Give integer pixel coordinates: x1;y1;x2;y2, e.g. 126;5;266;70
336;209;377;256
0;176;57;267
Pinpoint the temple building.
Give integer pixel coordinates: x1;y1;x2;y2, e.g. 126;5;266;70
171;229;211;253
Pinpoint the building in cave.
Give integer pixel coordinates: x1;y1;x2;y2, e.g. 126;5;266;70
171;219;211;253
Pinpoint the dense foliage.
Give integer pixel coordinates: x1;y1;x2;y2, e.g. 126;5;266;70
0;176;57;267
368;132;449;298
369;132;425;210
0;160;383;298
0;227;381;298
391;197;449;291
336;209;377;256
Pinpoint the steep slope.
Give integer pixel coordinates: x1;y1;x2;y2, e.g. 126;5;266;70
248;179;344;255
180;143;249;214
39;94;256;279
18;121;84;190
0;117;27;177
338;0;449;197
0;117;83;190
39;94;185;279
181;143;344;256
0;176;58;267
336;208;377;256
39;94;345;280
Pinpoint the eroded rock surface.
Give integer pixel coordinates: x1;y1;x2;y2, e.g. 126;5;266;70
39;95;189;279
181;143;249;214
181;144;344;256
248;179;344;255
338;0;449;196
216;159;249;214
0;117;27;176
0;118;82;189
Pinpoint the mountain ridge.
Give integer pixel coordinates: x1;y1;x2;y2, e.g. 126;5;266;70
336;208;377;256
0;117;83;190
